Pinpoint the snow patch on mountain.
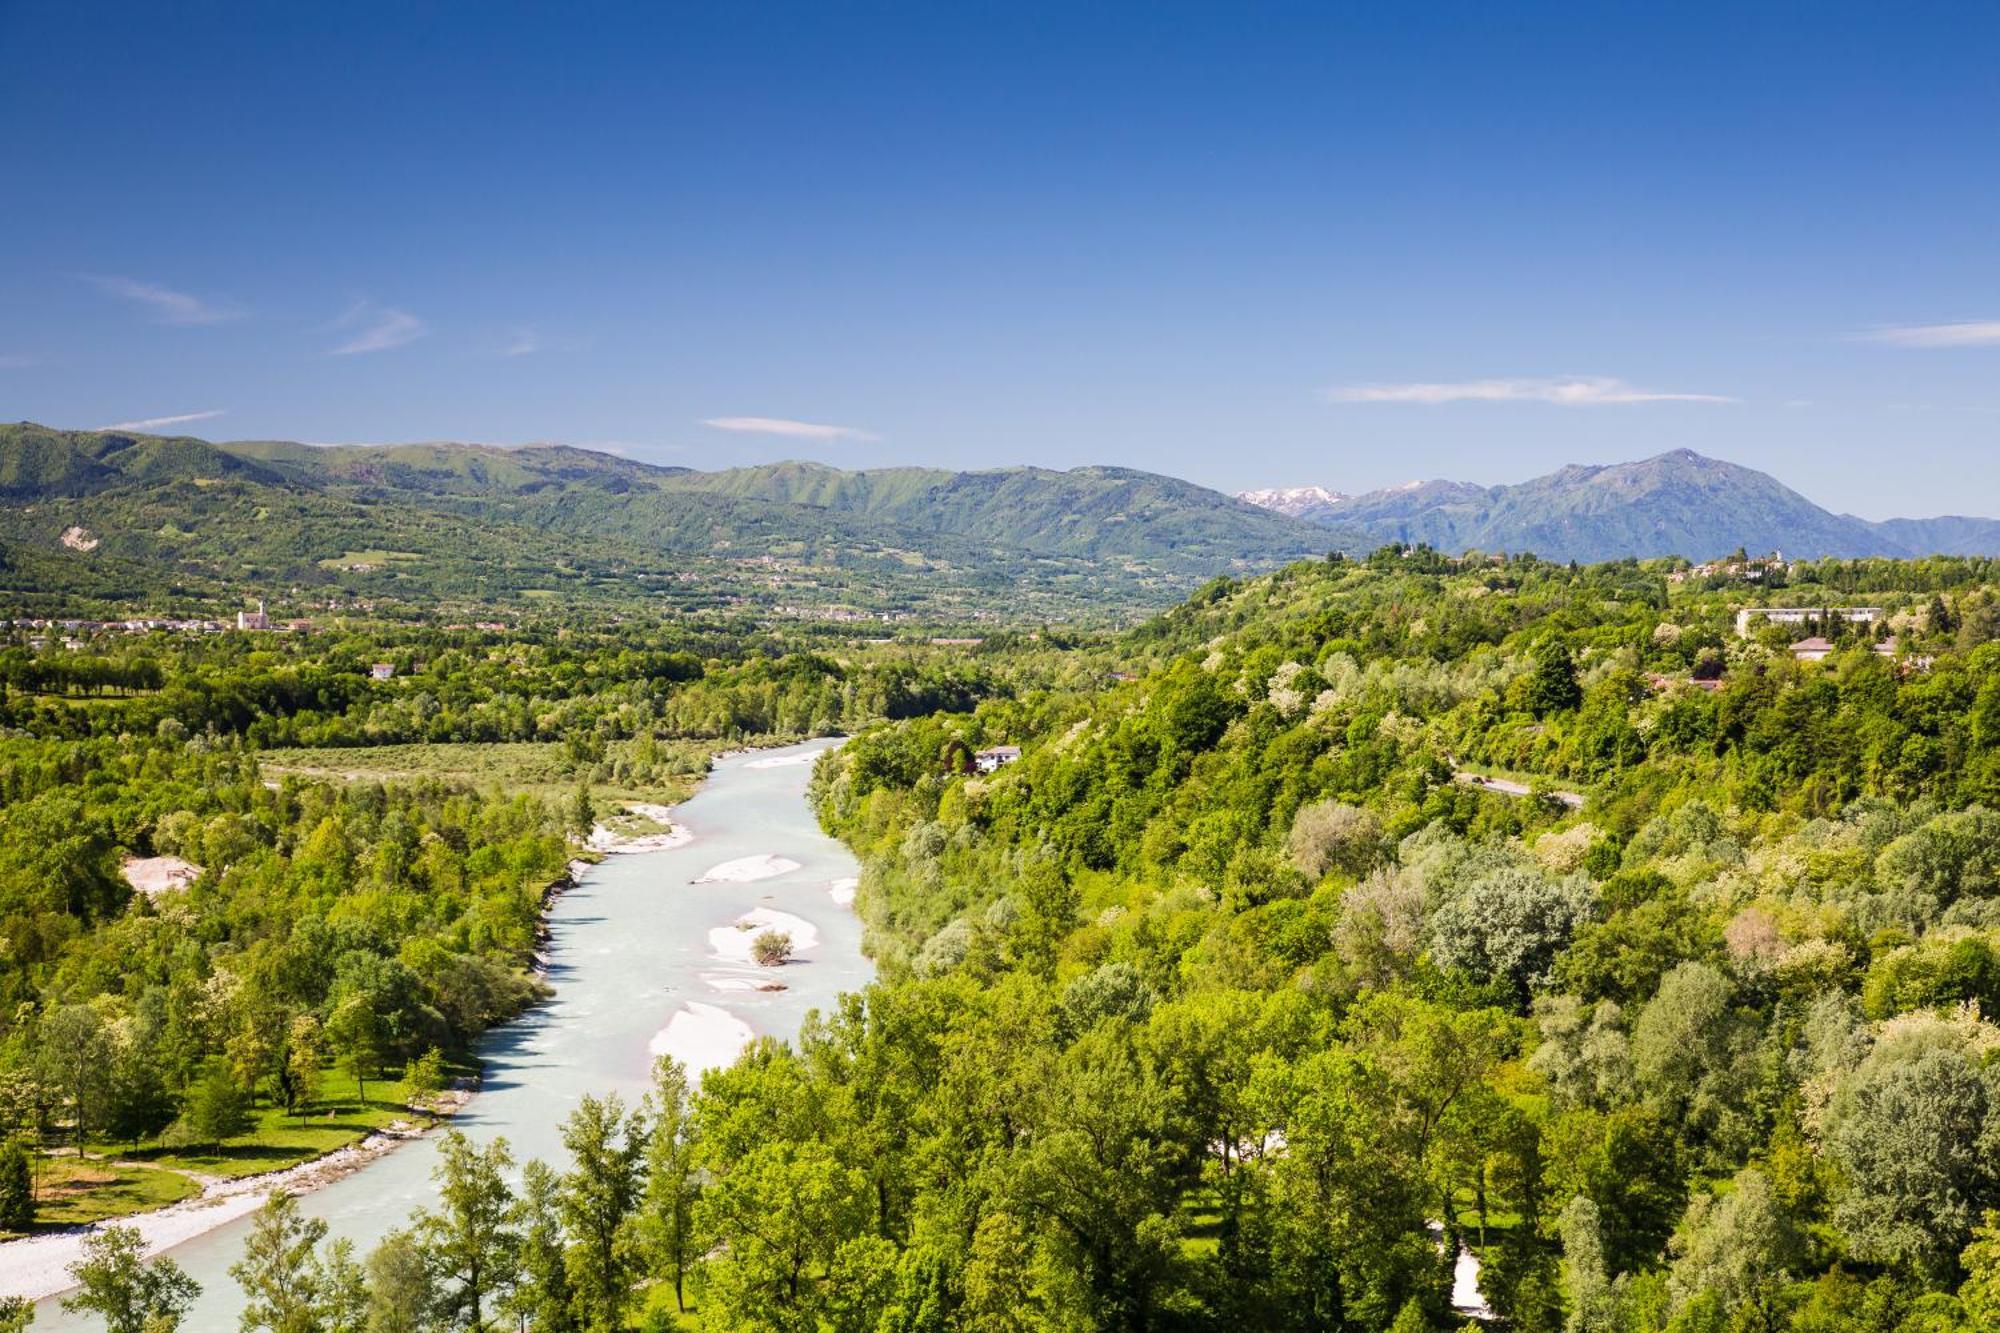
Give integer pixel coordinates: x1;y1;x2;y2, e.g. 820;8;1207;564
1237;485;1349;517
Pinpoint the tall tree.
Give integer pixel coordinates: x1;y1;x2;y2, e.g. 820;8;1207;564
507;1158;578;1333
363;1229;437;1333
403;1048;446;1123
1827;1030;2000;1280
231;1191;329;1333
558;1094;647;1332
316;1238;368;1333
699;1137;880;1328
326;997;385;1105
104;1015;176;1150
38;1003;110;1153
639;1057;701;1314
1527;639;1583;717
284;1015;326;1120
185;1059;253;1149
414;1130;520;1330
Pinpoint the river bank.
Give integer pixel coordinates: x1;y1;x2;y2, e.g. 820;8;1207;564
0;1103;470;1304
27;739;870;1326
0;796;683;1302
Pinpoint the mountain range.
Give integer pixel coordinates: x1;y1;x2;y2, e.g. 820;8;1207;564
2;423;1995;619
0;422;1321;619
1238;448;2000;563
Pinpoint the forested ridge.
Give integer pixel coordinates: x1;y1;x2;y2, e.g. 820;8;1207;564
768;551;2000;1330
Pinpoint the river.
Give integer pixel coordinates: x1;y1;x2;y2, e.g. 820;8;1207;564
30;738;871;1326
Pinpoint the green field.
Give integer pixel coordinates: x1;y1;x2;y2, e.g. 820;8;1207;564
117;1067;425;1181
20;1157;201;1232
315;548;423;570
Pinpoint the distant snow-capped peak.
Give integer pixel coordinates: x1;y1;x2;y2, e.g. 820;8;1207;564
1238;484;1348;516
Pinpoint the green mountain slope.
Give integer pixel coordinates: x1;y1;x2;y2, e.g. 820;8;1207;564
223;438;679;494
0;424;1335;617
0;422;282;496
666;461;1340;564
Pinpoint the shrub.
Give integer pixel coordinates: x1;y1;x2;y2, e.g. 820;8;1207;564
1285;800;1384;881
0;1140;31;1232
750;930;794;967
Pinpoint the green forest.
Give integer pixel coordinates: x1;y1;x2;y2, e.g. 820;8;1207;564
10;549;2000;1331
0;622;998;1257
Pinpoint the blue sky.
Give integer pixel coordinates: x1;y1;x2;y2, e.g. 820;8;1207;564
2;1;1996;517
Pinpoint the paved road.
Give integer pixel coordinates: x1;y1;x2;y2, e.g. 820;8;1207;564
1452;769;1585;810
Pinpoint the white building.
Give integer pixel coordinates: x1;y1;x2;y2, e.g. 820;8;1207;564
1736;606;1882;638
238;600;270;631
974;745;1022;773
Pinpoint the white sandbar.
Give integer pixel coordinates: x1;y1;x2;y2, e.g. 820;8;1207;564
693;853;801;883
649;1001;756;1071
706;907;821;962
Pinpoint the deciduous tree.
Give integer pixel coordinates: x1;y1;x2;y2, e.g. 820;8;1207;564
63;1225;200;1333
558;1095;646;1331
232;1191;330;1333
414;1130;520;1330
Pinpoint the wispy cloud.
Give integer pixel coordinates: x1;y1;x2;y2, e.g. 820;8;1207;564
97;409;227;432
1855;321;2000;348
0;354;35;370
328;301;428;355
701;416;879;442
1327;376;1735;406
500;326;541;357
83;274;245;326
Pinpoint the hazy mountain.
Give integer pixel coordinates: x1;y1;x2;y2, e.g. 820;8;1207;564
1242;448;2000;563
1871;515;2000;558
